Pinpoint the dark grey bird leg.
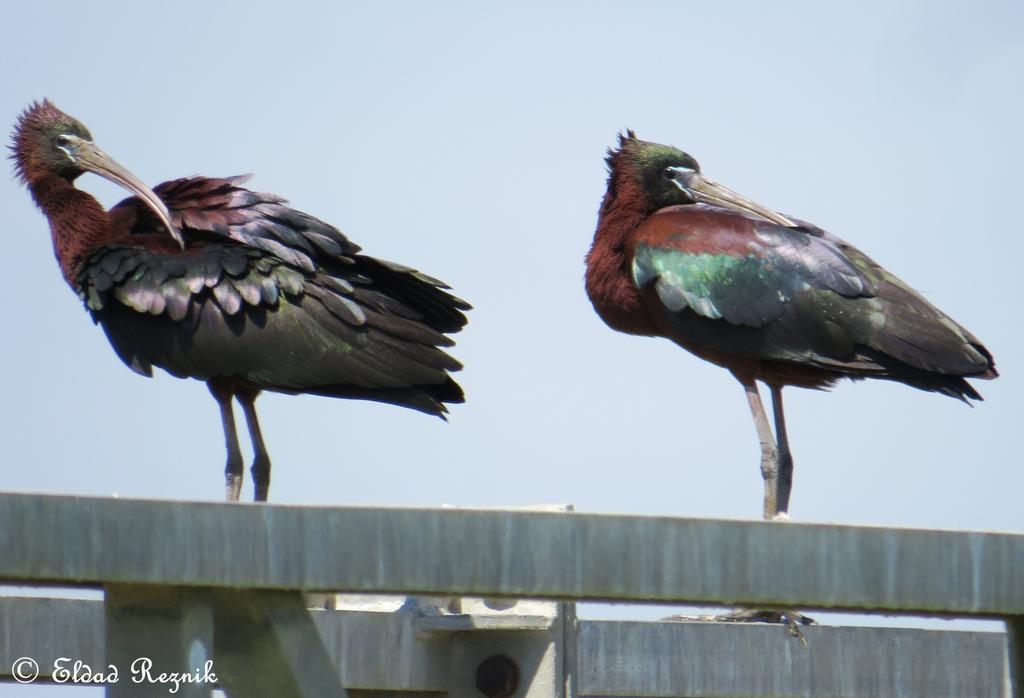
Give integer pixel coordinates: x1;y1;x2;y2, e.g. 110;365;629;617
237;389;271;502
769;385;794;518
741;379;781;520
209;382;244;502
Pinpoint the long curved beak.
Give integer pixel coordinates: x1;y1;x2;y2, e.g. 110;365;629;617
669;167;795;227
74;140;184;248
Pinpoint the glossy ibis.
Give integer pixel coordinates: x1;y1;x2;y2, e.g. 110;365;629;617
586;133;996;520
12;100;469;502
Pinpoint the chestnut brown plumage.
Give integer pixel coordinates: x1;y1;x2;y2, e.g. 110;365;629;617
12;100;469;502
587;133;996;520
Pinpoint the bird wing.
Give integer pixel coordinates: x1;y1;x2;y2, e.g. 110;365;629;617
78;176;470;413
109;175;469;332
630;206;993;380
631;206;873;326
113;175;359;271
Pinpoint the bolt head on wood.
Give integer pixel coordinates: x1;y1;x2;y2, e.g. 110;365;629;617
475;654;519;698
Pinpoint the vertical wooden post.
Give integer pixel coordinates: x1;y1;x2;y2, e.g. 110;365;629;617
105;586;348;698
1007;616;1023;698
211;589;348;697
105;585;215;698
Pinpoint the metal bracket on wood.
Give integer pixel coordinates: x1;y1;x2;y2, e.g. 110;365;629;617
324;595;577;697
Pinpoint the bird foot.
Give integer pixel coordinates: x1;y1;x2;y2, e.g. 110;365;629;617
662;608;814;645
225;474;243;502
770;511;791;522
719;609;814;645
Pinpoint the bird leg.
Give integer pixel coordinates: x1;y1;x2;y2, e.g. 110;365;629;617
209;382;244;502
740;380;782;520
693;382;814;632
769;385;794;517
237;388;271;502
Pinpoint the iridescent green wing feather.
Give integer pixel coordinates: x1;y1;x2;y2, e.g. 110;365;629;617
631;221;872;328
631;212;992;391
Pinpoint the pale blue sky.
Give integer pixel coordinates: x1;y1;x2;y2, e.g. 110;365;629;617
2;1;1022;692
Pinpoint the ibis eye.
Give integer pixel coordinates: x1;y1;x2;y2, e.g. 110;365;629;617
662;166;675;180
56;135;70;146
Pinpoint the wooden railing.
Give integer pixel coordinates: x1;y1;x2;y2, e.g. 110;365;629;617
0;493;1019;696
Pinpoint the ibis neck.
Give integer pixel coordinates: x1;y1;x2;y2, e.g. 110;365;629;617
585;175;656;335
29;174;113;288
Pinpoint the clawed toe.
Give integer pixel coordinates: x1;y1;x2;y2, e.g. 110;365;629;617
717;608;815;644
663;608;814;645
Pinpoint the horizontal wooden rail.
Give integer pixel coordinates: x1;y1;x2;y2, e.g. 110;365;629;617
0;597;1009;697
0;493;1021;616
